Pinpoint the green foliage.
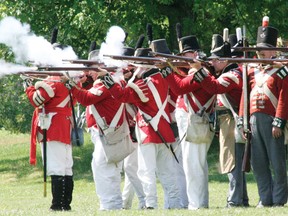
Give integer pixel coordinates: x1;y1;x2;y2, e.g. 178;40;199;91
1;0;288;133
0;75;33;133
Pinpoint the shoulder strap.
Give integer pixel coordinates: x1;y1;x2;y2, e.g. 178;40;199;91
90;103;125;130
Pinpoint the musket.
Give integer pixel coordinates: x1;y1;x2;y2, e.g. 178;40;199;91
21;71;65;77
141;114;179;163
62;59;104;66
150;51;215;74
241;26;251;173
37;66;118;72
103;54;190;67
38;107;48;197
69;92;81;146
150;51;200;62
217;57;288;64
233;47;288;52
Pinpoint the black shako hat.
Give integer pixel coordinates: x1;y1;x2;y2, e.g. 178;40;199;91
208;34;232;59
229;34;243;57
123;47;135;56
256;26;278;47
178;35;200;54
134;48;152;57
149;39;171;54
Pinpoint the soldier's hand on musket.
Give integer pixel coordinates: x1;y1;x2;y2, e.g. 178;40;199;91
96;67;109;77
78;73;88;83
20;74;34;90
239;127;247;141
272;60;288;67
188;60;202;68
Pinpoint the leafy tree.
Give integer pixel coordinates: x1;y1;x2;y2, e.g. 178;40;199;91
1;0;288;133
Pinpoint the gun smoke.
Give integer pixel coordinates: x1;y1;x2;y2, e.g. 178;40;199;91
0;16;78;77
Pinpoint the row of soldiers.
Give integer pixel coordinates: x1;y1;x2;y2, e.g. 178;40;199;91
21;16;288;211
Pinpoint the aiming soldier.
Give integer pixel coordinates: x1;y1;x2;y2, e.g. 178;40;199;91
97;45;181;209
21;67;75;211
194;29;249;207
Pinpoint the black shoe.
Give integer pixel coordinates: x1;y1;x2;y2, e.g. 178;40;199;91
243;203;250;207
227;202;242;208
272;203;284;207
50;205;63;211
141;206;154;210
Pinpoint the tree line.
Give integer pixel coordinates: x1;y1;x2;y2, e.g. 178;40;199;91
0;0;287;133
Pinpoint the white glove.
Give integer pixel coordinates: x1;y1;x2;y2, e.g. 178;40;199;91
20;74;33;90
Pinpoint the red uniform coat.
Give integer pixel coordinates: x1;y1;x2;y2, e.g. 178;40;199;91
239;66;288;120
200;64;243;109
107;70;175;144
71;79;125;128
166;73;216;114
25;76;72;165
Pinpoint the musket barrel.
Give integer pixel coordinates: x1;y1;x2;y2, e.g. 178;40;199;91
37;66;117;71
218;58;288;64
233;47;288;52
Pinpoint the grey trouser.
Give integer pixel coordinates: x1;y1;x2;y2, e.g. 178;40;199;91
227;143;249;205
250;112;287;205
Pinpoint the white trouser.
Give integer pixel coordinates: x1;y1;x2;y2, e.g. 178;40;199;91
176;108;210;210
138;143;181;209
41;141;73;176
164;138;188;209
90;128;123;210
122;143;145;209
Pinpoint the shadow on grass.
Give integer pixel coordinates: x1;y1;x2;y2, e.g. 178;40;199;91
0;132;95;182
1;131;259;184
72;137;94;182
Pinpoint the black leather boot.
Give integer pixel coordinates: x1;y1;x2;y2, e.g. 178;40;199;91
50;175;65;211
63;175;74;211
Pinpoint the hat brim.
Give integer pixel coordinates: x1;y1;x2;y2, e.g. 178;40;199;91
207;53;220;59
256;43;275;48
176;49;199;55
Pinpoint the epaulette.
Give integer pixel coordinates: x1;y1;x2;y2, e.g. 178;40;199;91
276;66;288;79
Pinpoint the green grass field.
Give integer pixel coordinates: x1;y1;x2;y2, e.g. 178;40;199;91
0;129;287;216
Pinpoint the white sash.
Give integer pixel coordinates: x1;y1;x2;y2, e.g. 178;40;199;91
251;68;279;109
139;80;170;131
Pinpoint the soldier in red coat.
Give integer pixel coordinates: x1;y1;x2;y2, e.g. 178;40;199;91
163;64;216;210
22;74;74;211
98;47;181;209
238;23;288;207
153;35;216;209
70;67;130;210
194;31;249;207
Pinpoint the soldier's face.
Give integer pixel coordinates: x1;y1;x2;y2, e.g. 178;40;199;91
210;59;228;73
183;51;198;58
257;50;276;59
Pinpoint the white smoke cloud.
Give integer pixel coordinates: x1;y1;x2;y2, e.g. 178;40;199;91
0;16;77;66
0;16;81;78
0;60;36;78
98;26;127;68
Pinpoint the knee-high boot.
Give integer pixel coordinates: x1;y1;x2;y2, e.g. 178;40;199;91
64;175;74;211
50;175;65;211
